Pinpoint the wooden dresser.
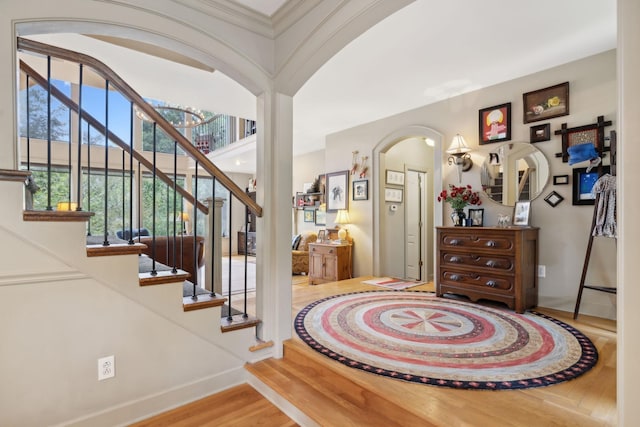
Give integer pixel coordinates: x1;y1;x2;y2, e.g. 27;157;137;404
436;226;539;313
308;243;352;285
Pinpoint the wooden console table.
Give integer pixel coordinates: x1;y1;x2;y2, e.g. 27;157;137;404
308;243;352;285
436;226;539;313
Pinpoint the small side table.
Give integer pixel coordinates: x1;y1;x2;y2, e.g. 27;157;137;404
308;242;352;285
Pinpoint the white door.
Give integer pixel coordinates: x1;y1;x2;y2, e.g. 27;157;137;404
405;170;427;280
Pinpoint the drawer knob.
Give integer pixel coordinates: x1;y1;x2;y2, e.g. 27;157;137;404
486;240;496;247
329;249;334;254
450;239;460;246
486;280;497;287
486;260;497;267
450;256;461;263
450;274;462;281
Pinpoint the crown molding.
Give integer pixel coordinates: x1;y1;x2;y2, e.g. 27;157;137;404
177;0;275;37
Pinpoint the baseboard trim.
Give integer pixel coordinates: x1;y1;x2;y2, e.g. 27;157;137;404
60;367;247;427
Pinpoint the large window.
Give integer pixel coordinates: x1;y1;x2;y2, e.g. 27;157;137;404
141;173;186;236
82;169;132;236
193;176;230;237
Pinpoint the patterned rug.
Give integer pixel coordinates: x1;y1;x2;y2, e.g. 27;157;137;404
295;291;598;390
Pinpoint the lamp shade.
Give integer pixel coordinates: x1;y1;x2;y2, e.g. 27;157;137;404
334;209;351;225
179;211;190;222
446;134;471;155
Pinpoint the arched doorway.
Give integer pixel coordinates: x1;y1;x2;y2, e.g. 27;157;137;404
372;126;443;281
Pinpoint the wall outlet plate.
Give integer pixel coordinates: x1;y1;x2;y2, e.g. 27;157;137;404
537;265;546;278
98;355;115;381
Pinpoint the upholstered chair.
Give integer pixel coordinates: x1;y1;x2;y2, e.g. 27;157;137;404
292;231;318;274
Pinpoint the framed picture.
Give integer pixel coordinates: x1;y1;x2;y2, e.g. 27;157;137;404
553;175;569;185
352;179;368;201
315;209;326;226
572;166;610;205
384;187;403;203
479;102;511;144
512;200;531;226
468;208;484;227
544;191;564;207
326;170;349;212
385;170;405;186
317;229;326;243
523;82;569;123
530;123;551;143
303;208;315;223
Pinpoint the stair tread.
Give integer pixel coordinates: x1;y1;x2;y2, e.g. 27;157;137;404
183;293;226;311
86;242;147;257
139;270;190;286
246;340;432;427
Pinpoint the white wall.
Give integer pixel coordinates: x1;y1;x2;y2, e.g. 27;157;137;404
325;50;617;319
292;149;325;235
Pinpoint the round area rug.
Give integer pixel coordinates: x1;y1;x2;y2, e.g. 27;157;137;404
295;291;598;390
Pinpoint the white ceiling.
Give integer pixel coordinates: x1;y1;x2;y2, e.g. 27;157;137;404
24;0;616;173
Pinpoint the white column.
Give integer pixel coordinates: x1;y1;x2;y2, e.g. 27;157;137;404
255;91;293;357
204;196;224;295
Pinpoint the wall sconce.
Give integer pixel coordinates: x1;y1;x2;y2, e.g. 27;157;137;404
334;209;351;243
446;134;473;182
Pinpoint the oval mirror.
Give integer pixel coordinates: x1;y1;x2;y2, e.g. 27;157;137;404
480;142;550;206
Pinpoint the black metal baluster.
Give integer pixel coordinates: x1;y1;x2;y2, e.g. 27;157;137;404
192;161;198;298
87;124;92;236
172;140;178;273
227;199;233;321
102;80;110;246
26;75;30;171
76;64;83;211
210;177;216;297
137;161;142;242
46;55;52;211
128;102;134;245
150;123;157;276
121;149;125;239
243;200;249;318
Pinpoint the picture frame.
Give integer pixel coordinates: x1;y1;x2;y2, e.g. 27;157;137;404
384;187;403;203
479;102;511;145
553;175;569;185
512;200;531;226
530;123;551;143
523;82;569;124
303;208;315;223
352;179;368;201
544;191;564;207
317;229;326;243
315;209;326;226
385;170;405;186
467;208;484;227
326;170;349;212
572;166;610;205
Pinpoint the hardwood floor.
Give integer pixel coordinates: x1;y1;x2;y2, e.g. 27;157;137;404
136;275;617;426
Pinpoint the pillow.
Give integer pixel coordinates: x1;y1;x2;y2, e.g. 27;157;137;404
292;234;302;250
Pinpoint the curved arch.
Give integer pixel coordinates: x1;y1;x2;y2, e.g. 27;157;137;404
372;125;443;277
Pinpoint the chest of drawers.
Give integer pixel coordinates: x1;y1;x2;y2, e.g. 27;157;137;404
308;243;352;285
436;226;539;313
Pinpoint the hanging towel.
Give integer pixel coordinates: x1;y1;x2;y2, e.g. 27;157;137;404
591;174;616;238
568;142;599;165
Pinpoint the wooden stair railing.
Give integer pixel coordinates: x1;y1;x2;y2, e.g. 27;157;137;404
17;37;261;218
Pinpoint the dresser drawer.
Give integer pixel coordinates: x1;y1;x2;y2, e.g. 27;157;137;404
440;232;515;252
441;252;515;273
440;269;514;292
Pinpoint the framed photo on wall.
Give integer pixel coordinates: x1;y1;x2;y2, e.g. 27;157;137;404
385;170;405;186
384;187;403;203
530;123;551;143
303;208;315;222
479;102;511;144
523;82;569;124
326;170;349;212
315;209;326;226
572;166;610;205
352;179;368;201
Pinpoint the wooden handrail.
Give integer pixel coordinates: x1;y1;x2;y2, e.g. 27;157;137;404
19;60;208;215
17;37;262;217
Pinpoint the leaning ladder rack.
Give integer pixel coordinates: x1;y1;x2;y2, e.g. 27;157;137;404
573;130;617;319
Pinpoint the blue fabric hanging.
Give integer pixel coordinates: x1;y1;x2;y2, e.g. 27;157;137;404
568;142;598;165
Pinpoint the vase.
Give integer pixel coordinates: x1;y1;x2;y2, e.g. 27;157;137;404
451;209;466;226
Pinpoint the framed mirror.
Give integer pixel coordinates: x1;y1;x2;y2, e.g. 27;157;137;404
480;142;550;206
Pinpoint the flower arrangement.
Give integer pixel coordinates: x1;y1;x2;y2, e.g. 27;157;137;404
437;184;481;210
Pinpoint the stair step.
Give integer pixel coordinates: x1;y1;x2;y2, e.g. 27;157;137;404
139;270;190;286
221;314;261;333
86;242;147;257
182;293;226;311
246;340;432;426
23;210;94;222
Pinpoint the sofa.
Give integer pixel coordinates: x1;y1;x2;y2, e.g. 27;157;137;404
292;231;318;275
139;235;205;286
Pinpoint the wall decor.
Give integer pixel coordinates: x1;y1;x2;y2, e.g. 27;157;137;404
544;191;564;207
317;229;326;243
384;187;403;203
468;208;484;226
530;123;551;143
555;116;612;163
352;179;368;201
512;200;531;226
572;166;610;205
385;169;405;186
523;82;569;123
303;208;315;222
326;170;349;212
315;209;326;226
553;175;569;185
479;102;511;144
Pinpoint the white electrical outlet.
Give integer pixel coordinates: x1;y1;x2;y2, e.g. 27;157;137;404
98;355;115;381
538;265;546;278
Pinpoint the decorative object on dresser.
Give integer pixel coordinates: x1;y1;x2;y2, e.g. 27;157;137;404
436;226;539;313
334;209;351;243
437;184;482;226
512;200;531;226
308;242;352;285
467;208;484;226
